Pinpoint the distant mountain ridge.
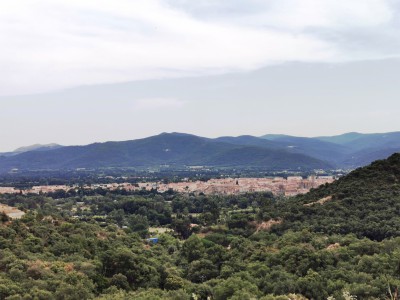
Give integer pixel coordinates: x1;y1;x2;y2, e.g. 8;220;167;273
13;143;63;153
0;143;63;157
0;133;331;173
260;134;351;164
315;132;365;145
0;131;398;173
261;131;400;168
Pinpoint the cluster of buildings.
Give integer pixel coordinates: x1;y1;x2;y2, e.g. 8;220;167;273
0;185;72;195
0;176;334;197
133;176;335;196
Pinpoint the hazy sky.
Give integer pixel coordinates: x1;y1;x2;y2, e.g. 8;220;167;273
1;0;400;151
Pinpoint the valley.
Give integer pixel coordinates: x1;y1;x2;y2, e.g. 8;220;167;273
1;153;400;299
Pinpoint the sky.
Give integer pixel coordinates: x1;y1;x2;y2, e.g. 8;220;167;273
1;0;400;151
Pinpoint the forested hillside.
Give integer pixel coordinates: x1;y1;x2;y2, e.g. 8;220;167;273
269;153;400;240
1;154;400;299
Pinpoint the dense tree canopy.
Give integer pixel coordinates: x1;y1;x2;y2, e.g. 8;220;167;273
1;154;400;299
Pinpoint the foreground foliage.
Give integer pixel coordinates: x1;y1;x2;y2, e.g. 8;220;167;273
1;154;400;299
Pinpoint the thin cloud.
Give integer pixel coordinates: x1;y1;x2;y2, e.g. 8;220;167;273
0;0;397;96
132;98;185;111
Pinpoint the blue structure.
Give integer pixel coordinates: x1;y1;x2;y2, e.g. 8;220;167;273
147;237;159;244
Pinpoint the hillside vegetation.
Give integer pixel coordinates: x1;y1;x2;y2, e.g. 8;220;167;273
269;153;400;240
1;154;400;299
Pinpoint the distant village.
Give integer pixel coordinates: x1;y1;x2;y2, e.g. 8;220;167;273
134;176;335;196
0;175;335;198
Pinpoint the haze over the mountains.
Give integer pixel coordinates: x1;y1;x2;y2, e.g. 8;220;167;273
1;1;400;152
2;59;400;152
0;131;399;173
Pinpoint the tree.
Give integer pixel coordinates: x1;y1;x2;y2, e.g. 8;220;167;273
213;277;260;300
181;235;205;263
187;259;218;283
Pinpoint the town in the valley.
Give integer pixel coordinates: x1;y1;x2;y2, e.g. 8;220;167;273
0;175;335;197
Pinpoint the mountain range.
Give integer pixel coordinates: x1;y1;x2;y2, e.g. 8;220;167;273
261;131;400;166
0;144;63;157
0;131;399;173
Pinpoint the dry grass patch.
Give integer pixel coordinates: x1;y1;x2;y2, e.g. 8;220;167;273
304;196;333;207
255;219;283;232
326;243;341;251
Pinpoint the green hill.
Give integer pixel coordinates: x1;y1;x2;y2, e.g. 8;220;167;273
270;153;400;240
